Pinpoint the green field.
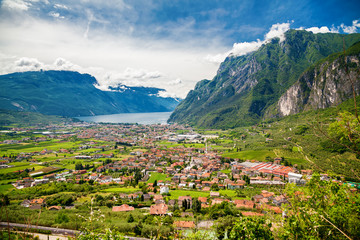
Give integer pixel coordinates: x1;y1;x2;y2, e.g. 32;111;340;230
0;164;42;174
0;178;17;184
102;187;140;193
147;172;168;183
0;184;15;193
157;141;205;148
168;190;210;200
0;140;83;154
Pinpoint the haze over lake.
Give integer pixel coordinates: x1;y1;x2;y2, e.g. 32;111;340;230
77;112;172;124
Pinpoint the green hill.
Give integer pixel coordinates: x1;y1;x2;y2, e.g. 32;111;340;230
0;109;76;126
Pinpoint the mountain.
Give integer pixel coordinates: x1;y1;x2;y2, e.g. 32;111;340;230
276;41;360;116
0;70;180;117
169;30;360;128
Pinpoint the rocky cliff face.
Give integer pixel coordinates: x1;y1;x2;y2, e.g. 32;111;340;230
278;50;360;117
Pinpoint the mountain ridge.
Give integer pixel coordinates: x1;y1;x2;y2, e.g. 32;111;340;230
0;70;180;117
169;30;360;128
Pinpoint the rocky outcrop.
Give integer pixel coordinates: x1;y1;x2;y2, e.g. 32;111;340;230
278;53;360;117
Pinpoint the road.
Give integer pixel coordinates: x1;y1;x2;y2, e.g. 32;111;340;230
0;222;150;240
0;222;79;236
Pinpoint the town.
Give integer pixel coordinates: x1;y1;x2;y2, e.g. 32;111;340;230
0;122;358;239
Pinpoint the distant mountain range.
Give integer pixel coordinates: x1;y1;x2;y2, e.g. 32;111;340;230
0;70;180;117
169;30;360;128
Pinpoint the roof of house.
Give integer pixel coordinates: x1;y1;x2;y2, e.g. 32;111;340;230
174;221;195;228
150;203;168;215
31;198;44;204
112;204;135;212
48;206;62;210
198;197;207;203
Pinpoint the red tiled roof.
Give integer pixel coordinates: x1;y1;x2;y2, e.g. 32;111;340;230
241;211;264;216
112;204;135;212
150;203;168;215
174;221;195;228
198;197;207;203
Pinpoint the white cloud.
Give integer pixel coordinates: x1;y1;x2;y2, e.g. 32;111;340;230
204;52;230;64
305;26;335;34
168;78;182;86
54;4;69;10
96;68;163;89
1;0;31;11
222;22;290;61
264;22;291;42
14;57;44;71
157;90;178;99
231;39;263;57
341;20;360;34
53;58;79;70
48;11;64;19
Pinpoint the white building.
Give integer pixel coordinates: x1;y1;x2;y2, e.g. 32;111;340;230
160;186;169;194
288;172;303;184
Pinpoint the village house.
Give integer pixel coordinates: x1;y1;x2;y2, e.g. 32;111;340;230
234;199;255;209
150;203;168;215
273;195;288;206
160;186;169;194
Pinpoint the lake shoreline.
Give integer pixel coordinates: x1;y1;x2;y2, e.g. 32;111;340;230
76;111;172;124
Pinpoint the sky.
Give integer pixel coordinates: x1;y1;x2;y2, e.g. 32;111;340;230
0;0;359;98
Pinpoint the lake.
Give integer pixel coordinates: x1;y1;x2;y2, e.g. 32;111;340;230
77;112;172;124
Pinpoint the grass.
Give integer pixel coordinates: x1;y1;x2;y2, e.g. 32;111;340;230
0;178;17;184
0;164;42;174
0;140;83;154
156;141;205;149
168;190;210;200
147;172;168;183
101;187;140;193
29;166;63;176
0;184;15;193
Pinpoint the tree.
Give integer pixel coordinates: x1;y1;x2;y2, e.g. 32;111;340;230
127;214;134;223
228;217;273;240
55;212;70;224
214;215;237;240
211;183;220;191
280;173;360;240
0;194;10;206
182;199;188;211
75;162;83;170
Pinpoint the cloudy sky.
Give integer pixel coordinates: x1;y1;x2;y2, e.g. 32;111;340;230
0;0;360;98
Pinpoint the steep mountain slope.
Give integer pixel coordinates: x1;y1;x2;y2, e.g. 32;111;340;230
0;71;180;117
276;41;360;116
169;30;360;128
